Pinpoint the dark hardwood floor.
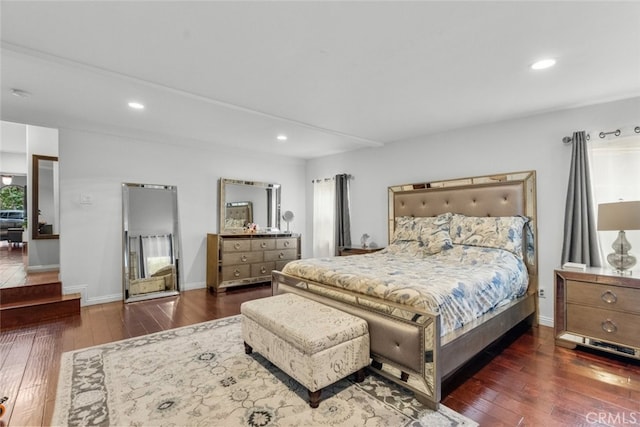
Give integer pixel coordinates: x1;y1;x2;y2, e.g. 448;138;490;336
1;284;639;426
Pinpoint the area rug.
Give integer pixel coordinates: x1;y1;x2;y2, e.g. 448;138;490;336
52;315;477;427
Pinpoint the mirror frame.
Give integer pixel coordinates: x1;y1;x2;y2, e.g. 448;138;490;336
32;154;59;240
219;178;281;234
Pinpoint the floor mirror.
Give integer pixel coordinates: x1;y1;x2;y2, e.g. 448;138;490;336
122;183;181;303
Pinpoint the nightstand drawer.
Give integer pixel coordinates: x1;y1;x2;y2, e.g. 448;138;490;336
567;280;640;314
566;303;640;345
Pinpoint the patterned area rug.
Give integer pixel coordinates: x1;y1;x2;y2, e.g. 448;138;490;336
52;315;477;426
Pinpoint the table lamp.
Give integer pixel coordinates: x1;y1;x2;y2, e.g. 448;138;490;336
597;201;640;273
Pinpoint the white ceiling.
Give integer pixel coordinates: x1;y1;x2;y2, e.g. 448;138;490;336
1;1;639;159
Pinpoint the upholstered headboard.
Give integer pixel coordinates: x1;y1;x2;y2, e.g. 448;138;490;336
388;171;538;292
225;202;253;227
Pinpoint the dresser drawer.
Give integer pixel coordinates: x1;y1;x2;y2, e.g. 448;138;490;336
566;303;640;346
222;251;263;265
221;265;251;281
222;239;251;252
251;262;275;277
264;248;298;262
251;239;277;251
567;280;640;315
277;238;298;250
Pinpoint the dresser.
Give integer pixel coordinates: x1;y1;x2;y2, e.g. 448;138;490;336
207;233;301;293
555;268;640;360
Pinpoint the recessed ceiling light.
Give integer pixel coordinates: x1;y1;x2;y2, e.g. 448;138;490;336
277;135;288;141
11;88;31;98
530;58;556;70
128;101;145;110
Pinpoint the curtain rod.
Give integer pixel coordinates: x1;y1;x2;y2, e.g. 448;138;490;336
562;126;640;144
311;173;352;183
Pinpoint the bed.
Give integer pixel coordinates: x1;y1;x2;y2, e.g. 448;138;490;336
271;170;538;409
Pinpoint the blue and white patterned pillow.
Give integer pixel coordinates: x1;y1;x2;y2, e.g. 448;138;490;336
449;214;529;257
390;213;453;255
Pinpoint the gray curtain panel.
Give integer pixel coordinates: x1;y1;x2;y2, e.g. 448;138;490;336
561;131;602;267
334;174;352;255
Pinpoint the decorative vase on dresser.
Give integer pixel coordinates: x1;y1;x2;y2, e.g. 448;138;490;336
207;233;301;293
554;267;640;360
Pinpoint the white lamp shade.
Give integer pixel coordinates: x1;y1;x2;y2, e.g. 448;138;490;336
597;201;640;231
1;176;12;185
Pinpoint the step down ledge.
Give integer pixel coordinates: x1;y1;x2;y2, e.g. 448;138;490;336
0;292;82;310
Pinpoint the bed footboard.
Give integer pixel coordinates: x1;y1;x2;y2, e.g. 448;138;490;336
272;270;443;409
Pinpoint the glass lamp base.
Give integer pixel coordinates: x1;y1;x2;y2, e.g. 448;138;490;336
606;230;637;273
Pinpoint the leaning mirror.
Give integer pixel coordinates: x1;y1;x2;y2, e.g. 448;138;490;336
219;178;281;233
32;155;59;240
122;183;181;303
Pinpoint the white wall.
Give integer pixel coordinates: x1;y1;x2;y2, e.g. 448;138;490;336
59;129;306;305
305;96;640;327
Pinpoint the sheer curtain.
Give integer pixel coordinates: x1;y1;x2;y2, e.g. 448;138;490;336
313;179;336;257
589;133;640;259
140;234;173;276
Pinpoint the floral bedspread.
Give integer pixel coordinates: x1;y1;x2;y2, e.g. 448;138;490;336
281;245;529;335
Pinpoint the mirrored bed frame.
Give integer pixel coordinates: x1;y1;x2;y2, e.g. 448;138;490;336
272;170;538;409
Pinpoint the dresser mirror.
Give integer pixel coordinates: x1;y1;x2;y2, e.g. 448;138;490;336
122;183;181;303
32;154;59;240
219;178;281;233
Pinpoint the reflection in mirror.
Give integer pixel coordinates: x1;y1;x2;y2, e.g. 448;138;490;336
122;183;181;303
225;201;253;229
219;178;281;233
32;155;59;240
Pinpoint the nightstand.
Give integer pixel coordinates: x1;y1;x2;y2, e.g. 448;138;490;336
555;267;640;360
338;247;384;256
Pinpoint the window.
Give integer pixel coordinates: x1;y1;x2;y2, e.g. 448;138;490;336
589;134;640;258
312;179;335;257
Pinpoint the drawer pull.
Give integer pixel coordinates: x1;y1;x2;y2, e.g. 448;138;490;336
601;319;617;334
241;255;248;262
260;242;267;248
234;242;241;250
601;290;617;304
279;252;285;259
260;267;267;274
283;241;290;247
234;269;241;277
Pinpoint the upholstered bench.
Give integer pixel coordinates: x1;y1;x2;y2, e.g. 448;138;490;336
241;293;370;408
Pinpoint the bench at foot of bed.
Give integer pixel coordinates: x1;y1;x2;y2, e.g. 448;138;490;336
241;293;370;408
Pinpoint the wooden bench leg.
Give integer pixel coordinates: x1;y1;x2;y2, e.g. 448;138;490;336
354;367;366;383
309;389;321;408
244;342;253;354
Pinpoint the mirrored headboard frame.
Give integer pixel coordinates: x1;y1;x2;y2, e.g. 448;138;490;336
219;178;281;234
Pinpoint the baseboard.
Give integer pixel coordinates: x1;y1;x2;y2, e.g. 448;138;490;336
64;285;88;306
181;281;206;291
538;314;554;328
26;264;60;273
86;293;123;306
